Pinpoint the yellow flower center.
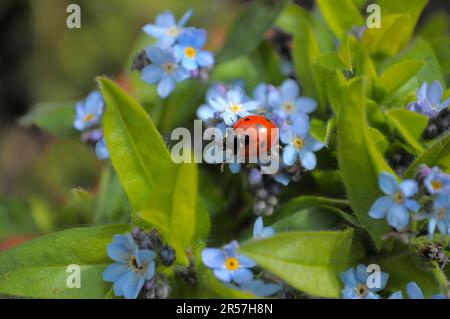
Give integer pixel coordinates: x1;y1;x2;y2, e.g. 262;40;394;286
225;257;239;271
283;102;294;113
129;255;147;274
292;137;304;149
393;191;404;204
184;47;197;59
163;62;175;74
229;104;241;113
166;26;179;37
431;180;442;191
355;283;368;297
83;114;94;122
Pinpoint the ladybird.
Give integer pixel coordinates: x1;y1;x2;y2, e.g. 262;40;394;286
232;115;278;159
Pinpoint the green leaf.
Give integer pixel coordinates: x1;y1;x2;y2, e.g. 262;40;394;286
367;127;388;154
361;14;411;58
249;40;284;85
310;117;336;146
210;56;260;89
373;252;438;297
99;77;209;264
94;164;129;225
280;195;349;217
316;0;364;39
275;2;310;36
292;20;325;108
374;60;424;103
376;0;428;49
404;133;450;178
19;102;77;138
385;109;428;154
216;0;287;63
240;230;354;298
0;224;129;298
337;78;394;248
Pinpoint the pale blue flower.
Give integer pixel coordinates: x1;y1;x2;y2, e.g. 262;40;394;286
197;83;229;121
389;282;447;299
73;91;104;131
281;117;324;170
141;46;190;98
253;217;274;240
103;234;156;299
208;86;259;125
201;240;256;285
271;79;317;121
95;138;109;160
252;83;278;110
424;166;450;195
248;168;263;185
227;280;282;297
142;9;192;47
340;264;388;299
407;81;450;118
427;194;450;239
368;172;420;229
174;28;214;71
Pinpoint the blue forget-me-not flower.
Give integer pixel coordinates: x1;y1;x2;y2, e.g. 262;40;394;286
424;166;450;195
103;234;156;299
281;117;324;170
368;172;420;229
95;138;110;160
253;217;274;240
201;240;256;285
270;79;317;122
174;28;214;71
141;46;190;98
427;194;450;239
340;264;389;299
407;81;450;118
142;9;192;47
73;91;104;131
227;279;282;297
208;86;259;126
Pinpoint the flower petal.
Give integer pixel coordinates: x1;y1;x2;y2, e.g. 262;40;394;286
427;81;443;106
107;243;130;263
201;248;226;268
406;282;424;299
178;9;192;27
387;204;409;229
298;150;317;170
157;75;176;98
405;199;420;213
295;97;317;113
280;79;299;101
253;217;264;237
103;263;129;282
399;179;418;197
156;11;175;27
237;255;256;268
369;196;393;219
142;24;166;38
282;145;297;166
378;172;398;195
355;264;368;283
231;268;253;285
196;51;214;67
388;291;403;299
122;272;146;299
213;268;232;283
145;261;155;280
340;268;357;288
141;64;163;84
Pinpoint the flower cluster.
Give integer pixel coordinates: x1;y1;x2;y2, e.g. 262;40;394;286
103;228;175;299
201;218;281;297
197;79;324;186
340;264;447;299
73;90;109;160
369;166;450;239
138;9;214;98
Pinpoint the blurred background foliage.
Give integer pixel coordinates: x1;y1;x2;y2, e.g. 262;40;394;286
0;0;448;250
